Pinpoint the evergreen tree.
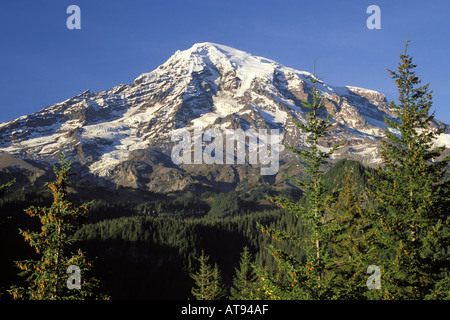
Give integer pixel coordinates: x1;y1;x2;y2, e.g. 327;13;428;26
327;171;369;299
190;250;226;300
365;40;450;300
190;250;214;300
258;67;342;299
0;179;15;299
8;155;106;300
0;179;15;197
230;246;257;300
211;263;227;300
251;266;282;300
0;179;14;228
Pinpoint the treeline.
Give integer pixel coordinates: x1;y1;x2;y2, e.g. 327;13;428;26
0;157;371;300
0;176;304;299
73;211;287;299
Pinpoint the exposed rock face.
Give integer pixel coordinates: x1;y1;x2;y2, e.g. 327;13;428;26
0;42;448;192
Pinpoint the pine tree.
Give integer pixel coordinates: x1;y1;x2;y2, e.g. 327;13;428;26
230;246;257;300
8;155;106;300
190;250;227;300
258;67;342;299
365;40;450;300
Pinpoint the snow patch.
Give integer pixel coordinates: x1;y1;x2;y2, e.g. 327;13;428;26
433;133;450;148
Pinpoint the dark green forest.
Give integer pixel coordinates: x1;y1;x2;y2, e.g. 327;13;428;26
0;159;370;300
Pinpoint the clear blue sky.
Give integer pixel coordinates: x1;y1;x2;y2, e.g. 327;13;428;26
1;0;449;124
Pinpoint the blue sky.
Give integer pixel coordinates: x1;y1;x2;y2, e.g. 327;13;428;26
1;0;449;124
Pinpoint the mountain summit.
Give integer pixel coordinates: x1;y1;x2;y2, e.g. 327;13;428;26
0;43;448;192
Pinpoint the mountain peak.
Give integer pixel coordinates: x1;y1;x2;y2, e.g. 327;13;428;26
188;41;232;51
152;42;314;97
1;43;448;193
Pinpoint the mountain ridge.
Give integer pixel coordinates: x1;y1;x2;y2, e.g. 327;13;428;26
0;42;448;193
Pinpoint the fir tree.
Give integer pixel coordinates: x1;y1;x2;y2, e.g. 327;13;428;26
0;179;14;227
230;246;257;300
190;250;227;300
327;171;369;299
211;263;227;300
251;266;282;300
8;155;106;300
365;40;450;300
0;179;15;197
258;67;342;299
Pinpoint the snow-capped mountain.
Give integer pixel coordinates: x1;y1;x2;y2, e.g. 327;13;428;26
0;42;448;192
